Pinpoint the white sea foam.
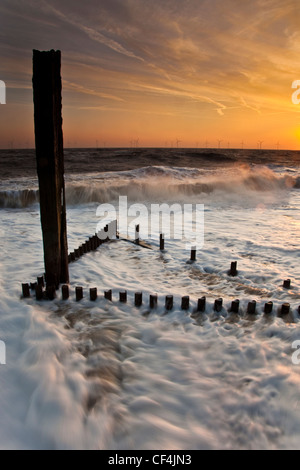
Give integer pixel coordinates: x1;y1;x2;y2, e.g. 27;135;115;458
0;161;299;449
0;165;298;208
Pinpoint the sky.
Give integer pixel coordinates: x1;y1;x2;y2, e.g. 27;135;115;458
0;0;300;149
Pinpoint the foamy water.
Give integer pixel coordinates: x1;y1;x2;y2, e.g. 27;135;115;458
0;154;300;449
0;164;299;208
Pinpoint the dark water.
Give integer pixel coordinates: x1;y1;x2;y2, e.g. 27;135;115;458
0;148;300;180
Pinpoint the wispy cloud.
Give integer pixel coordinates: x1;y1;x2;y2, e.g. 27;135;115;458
63;80;125;102
0;0;299;147
41;0;145;62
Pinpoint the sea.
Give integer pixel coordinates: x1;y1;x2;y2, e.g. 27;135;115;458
0;147;299;450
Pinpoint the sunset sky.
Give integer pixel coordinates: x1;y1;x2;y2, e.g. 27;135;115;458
0;0;300;149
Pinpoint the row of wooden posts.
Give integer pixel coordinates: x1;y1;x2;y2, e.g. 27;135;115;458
64;220;292;293
63;219;242;275
21;274;294;302
21;216;294;313
68;220;118;263
67;221;191;264
22;219;293;304
21;281;299;317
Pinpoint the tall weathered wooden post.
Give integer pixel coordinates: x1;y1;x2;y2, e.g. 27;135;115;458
32;50;69;289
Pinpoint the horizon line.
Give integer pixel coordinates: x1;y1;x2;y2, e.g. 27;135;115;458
0;146;298;152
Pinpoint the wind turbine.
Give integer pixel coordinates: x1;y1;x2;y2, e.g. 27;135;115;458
258;141;264;150
276;142;280;150
176;138;181;148
240;141;244;150
218;139;223;149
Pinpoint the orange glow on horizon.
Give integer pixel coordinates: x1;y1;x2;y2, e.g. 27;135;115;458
0;0;300;151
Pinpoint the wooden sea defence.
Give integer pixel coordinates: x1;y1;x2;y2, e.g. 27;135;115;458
21;282;300;320
68;220;118;264
21;221;299;318
22;223;297;313
32;49;69;289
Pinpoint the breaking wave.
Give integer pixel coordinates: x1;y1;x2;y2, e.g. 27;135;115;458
0;189;39;208
0;165;298;208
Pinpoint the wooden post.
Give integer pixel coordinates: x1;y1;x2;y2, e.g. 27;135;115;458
181;296;190;310
247;300;257;315
229;261;238;277
264;301;273;314
214;298;223;312
230;299;240;314
90;288;97;301
76;287;83;302
70;252;76;262
135;292;143;307
35;284;44;301
104;290;112;301
197;296;206;312
33;50;69;289
160;234;165;251
135;225;140;245
37;276;44;288
150;294;158;309
165;295;173;311
283;279;291;289
190;247;196;262
119;291;127;303
281;303;290;316
30;282;37;291
22;283;30;298
46;285;56;301
62;284;69;300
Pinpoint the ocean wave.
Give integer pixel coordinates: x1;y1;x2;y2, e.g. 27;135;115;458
0;189;39;208
0;166;298;208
